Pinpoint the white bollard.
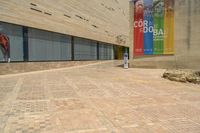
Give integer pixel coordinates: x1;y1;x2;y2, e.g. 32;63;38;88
123;53;128;69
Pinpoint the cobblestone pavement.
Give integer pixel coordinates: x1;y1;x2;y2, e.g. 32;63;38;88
0;61;200;133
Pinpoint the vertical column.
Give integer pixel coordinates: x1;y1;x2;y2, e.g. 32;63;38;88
23;26;29;61
124;47;130;59
71;36;74;61
97;42;99;60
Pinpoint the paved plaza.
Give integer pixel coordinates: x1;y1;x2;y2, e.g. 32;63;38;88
0;61;200;133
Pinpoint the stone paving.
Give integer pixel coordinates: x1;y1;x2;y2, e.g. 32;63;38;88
0;61;200;133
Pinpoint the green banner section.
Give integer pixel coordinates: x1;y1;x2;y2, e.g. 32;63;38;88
153;0;164;55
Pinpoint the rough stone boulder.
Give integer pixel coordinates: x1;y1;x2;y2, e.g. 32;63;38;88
163;69;200;84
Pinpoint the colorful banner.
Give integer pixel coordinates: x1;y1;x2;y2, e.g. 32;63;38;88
133;0;174;56
134;0;144;56
144;0;153;55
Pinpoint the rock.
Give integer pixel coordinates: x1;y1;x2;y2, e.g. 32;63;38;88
195;71;200;76
163;69;200;84
186;74;197;82
193;77;200;84
168;76;187;83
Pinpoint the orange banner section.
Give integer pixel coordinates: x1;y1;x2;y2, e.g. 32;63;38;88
164;0;174;54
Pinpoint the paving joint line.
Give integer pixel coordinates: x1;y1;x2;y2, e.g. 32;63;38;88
1;78;23;133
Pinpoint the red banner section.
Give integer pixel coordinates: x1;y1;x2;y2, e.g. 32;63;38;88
134;0;144;56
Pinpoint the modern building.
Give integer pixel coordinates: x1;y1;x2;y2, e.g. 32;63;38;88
0;0;130;62
1;0;199;70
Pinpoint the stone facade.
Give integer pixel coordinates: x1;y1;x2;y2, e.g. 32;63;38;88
0;0;129;46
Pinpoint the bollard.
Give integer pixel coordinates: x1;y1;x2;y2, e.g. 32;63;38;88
123;53;128;69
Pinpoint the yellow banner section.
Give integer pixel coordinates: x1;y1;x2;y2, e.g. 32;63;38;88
164;0;174;54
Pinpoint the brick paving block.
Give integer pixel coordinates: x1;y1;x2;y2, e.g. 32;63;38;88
4;114;54;133
53;109;107;132
9;101;49;115
160;119;200;133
